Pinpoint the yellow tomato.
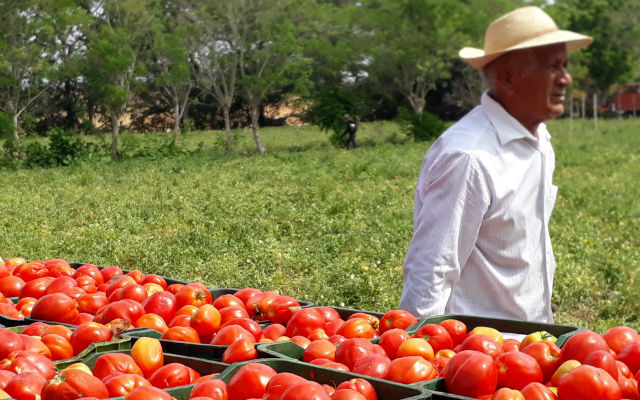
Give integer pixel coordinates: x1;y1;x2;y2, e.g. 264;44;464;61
519;330;558;350
62;362;93;375
550;359;581;386
469;326;504;346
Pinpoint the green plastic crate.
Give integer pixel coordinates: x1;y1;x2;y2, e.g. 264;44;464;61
414;314;584;347
6;325;131;369
0;313;26;327
216;358;430;400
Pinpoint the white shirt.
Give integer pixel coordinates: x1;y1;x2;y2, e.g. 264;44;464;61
399;92;558;323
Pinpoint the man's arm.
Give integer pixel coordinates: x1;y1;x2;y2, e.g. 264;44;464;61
399;150;489;317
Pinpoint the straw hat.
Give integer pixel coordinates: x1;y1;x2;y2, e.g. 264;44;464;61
459;6;593;68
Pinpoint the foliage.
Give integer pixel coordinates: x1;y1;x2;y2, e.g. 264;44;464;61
0;112;13;139
395;107;447;142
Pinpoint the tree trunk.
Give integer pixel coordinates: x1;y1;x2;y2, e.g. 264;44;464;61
250;103;266;155
111;113;120;161
172;102;180;143
12;113;19;142
223;106;233;153
408;93;425;114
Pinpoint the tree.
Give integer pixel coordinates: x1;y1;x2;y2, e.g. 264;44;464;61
84;0;155;160
0;0;52;141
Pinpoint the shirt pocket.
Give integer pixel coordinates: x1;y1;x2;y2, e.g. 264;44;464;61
545;184;558;222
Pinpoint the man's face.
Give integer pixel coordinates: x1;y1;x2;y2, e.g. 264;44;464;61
510;44;572;127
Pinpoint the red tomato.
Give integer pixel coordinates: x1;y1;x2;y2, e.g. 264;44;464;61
329;389;366;400
103;373;150;397
222;338;258;363
77;292;109;315
490;388;525;400
263;373;306;400
521;340;561;383
263;324;287;341
602;326;640;354
336;378;377;400
213;294;244;309
412;323;454;353
308;328;329;341
97;299;145;324
0;328;25;359
334;338;377;370
148;363;200;388
75;274;97;293
69;322;113;356
43;259;73;276
190;304;222;341
337;318;377;339
0;302;24;319
210;325;254;346
141;274;167;289
30;293;79;324
440;319;467;346
162;326;201;343
281;381;331;400
3;350;56;379
142;291;177;324
41;334;74;360
4;371;47;400
618;341;640;375
219;306;250;325
100;266;123;282
43;324;73;341
495;351;544;390
125;385;173;400
386;355;437;384
189;378;228;400
0;370;16;390
74;264;104;286
19;334;51;358
220;318;263;341
168;314;192;328
264;295;301;325
233;288;261;304
397;338;435;360
584;349;618;380
126;270;146;284
444;350;498;398
502;339;521;353
45;276;78;295
41;369;109;400
351;353;391;379
559;330;611;364
20;322;49;337
130;337;164;378
557;364;621;400
378;310;418;334
105;276;137;298
285;308;325;338
314;307;342;324
175;284;212;309
617;374;639;400
14;262;49;282
119;284;148;303
135;313;169;333
92;353;144;380
226;362;277;400
459;334;503;359
0;275;26;298
20;277;55;299
303;340;337;362
519;382;557;400
245;291;278;321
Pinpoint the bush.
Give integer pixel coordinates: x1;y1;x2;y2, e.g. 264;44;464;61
0;112;14;140
48;128;86;166
395;107;446;142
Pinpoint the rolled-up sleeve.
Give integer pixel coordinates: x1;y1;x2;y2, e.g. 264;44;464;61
399;150;490;317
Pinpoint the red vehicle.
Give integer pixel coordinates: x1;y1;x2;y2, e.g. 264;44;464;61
613;83;640;115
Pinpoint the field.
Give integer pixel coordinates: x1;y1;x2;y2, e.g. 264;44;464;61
1;118;639;331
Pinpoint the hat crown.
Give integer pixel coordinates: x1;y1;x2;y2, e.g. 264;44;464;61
484;6;558;54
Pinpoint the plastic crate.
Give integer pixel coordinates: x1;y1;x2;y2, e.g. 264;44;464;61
421;378;477;400
414;314;584;347
216;358;430;400
0;313;26;327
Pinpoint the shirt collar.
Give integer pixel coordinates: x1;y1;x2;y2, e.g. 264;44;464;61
480;91;551;146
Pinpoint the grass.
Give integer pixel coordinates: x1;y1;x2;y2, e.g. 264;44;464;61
0;118;639;332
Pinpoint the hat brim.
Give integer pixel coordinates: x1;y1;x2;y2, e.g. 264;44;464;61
459;30;593;68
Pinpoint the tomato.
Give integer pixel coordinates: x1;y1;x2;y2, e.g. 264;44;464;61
219;306;250;325
3;350;56;379
386;355;436;384
168;314;192;328
222;338;258;363
77;292;109;315
70;322;113;356
334;338;377;370
285;308;325;338
41;334;74;360
105;276;137;298
73;274;97;293
459;334;503;359
550;360;582;387
412;323;454;353
213;294;244;310
378;310;418;334
14;262;49;282
263;324;286;341
397;337;434;360
307;328;329;341
226;362;277;400
444;350;498;398
176;284;212;309
502;339;521;353
100;266;123;282
62;286;87;301
42;369;109;400
140;274;167;289
303;340;337;362
45;276;78;296
336;378;377;400
618;341;640;375
19;334;51;358
119;284;149;303
337;318;377;339
233;288;261;305
4;372;47;400
331;389;367;400
0;275;26;298
97;299;145;324
73;264;104;286
135;313;169;333
263;372;306;400
30;293;79;324
439;319;467;347
43;324;73;341
189;378;228;400
103;373;150;397
162;326;201;343
125;385;173;400
519;331;557;351
210;325;254;345
519;382;557;400
20;322;49;337
602;326;640;354
495;351;543;390
20;277;55;299
469;326;504;347
0;328;25;359
125;270;145;284
290;336;311;349
142;291;177;324
557;364;621;400
220;318;263;341
281;381;331;400
0;370;16;390
264;295;301;325
190;304;222;341
521;340;561;382
0;302;24;319
245;291;278;321
351;353;391;379
43;259;73;276
166;283;184;295
559;329;610;364
149;363;200;388
130;337;164;378
490;388;525;400
584;349;618;380
92;353;144;380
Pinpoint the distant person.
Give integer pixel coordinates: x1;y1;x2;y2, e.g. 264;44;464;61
342;114;358;149
399;6;592;322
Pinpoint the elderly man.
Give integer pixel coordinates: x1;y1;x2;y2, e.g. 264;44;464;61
399;6;592;322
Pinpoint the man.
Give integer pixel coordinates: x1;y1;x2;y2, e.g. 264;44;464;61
399;6;592;322
342;114;358;149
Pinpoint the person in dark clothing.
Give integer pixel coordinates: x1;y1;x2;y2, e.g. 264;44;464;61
342;114;358;149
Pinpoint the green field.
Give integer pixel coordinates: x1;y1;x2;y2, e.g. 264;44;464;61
1;118;639;332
